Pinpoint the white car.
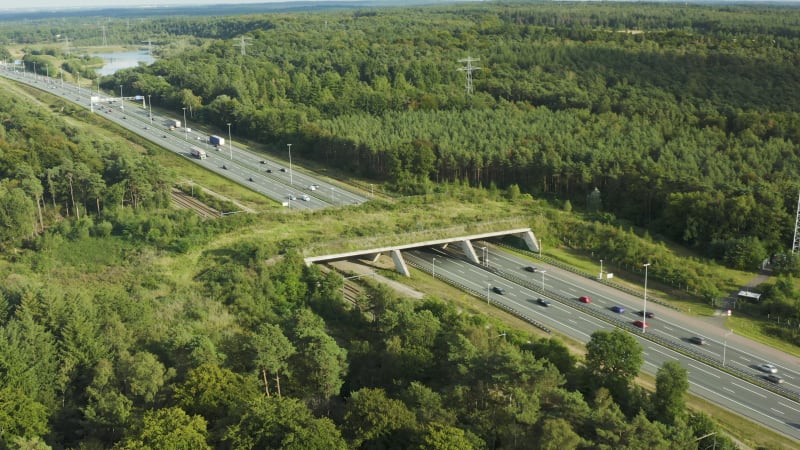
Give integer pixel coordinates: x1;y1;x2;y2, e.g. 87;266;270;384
757;363;778;374
301;194;310;201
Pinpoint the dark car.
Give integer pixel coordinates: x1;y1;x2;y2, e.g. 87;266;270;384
611;305;625;314
639;310;655;319
222;165;228;170
524;266;537;273
764;374;784;384
266;169;273;173
492;287;505;295
279;168;287;172
260;160;266;164
690;336;706;345
248;177;254;182
537;298;551;307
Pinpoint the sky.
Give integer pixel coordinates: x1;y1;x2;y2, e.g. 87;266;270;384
0;0;329;12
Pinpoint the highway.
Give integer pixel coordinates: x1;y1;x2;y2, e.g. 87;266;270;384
0;64;368;210
406;246;800;441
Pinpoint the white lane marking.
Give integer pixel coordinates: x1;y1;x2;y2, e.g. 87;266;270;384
645;361;659;369
779;402;800;414
723;387;735;394
662;325;674;331
568;319;577;324
648;346;675;359
691;383;784;424
771;408;785;415
731;382;767;399
739;356;749;361
688;363;721;379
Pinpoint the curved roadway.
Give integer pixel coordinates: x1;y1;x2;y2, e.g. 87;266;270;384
0;64;368;210
407;246;800;442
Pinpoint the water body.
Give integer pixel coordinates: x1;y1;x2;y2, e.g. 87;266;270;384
95;50;155;76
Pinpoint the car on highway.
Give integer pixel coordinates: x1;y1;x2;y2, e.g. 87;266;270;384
266;169;273;173
536;298;551;307
222;165;228;170
638;310;655;319
611;305;625;313
757;363;778;374
248;177;254;182
260;160;266;164
288;194;296;200
632;320;649;329
492;286;506;295
578;296;591;303
280;168;286;172
301;194;311;201
524;266;537;273
690;336;707;345
309;184;319;191
764;374;784;384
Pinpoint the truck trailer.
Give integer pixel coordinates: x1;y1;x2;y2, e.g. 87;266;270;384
164;119;181;129
209;135;225;147
190;146;207;160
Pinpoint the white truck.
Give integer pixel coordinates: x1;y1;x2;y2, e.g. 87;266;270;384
190;146;207;160
165;119;181;130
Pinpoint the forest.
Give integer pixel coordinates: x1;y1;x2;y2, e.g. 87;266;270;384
1;1;800;448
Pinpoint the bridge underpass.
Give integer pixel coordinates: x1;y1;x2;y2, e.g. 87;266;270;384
303;228;539;276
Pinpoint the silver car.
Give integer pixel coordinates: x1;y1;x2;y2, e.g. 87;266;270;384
757;363;778;374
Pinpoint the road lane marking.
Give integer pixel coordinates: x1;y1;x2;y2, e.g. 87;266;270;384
771;408;785;415
731;382;768;399
648;346;675;359
688;364;721;379
779;402;800;414
662;325;673;331
691;383;784;424
723;387;735;394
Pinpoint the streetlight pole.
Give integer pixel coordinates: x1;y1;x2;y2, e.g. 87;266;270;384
432;257;436;279
227;123;233;160
120;85;124;111
287;143;293;185
723;329;733;366
643;263;651;333
486;282;491;305
148;95;152;125
599;259;603;281
182;107;187;140
32;61;36;80
540;270;546;291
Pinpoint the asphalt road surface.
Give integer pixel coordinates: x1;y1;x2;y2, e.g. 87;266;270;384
406;246;800;442
0;65;368;210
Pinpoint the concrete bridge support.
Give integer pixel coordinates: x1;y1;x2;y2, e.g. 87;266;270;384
390;249;411;277
516;230;540;252
460;240;480;264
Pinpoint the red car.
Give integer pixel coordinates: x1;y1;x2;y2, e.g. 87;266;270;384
578;296;591;303
633;320;649;329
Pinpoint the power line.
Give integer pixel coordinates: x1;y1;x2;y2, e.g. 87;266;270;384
235;36;252;56
457;56;480;95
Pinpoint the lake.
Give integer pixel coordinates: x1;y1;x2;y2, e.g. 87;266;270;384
95;50;155;76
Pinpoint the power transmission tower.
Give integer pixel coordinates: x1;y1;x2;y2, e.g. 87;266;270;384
141;39;153;55
101;25;107;47
235;36;252;56
457;56;480;95
61;35;71;57
792;191;800;253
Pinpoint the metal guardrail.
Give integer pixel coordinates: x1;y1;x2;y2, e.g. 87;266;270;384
405;257;552;335
489;241;682;313
422;247;800;403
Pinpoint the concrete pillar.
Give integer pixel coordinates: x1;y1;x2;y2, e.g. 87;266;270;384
460;240;480;264
516;230;540;252
365;252;381;262
390;249;411;277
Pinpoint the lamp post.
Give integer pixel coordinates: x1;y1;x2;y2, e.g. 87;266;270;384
643;263;651;333
480;246;489;267
147;95;152;124
227;122;233;160
432;257;436;279
486;282;491;305
287;143;293;185
32;61;36;80
120;85;124;111
723;329;733;366
540;270;546;291
599;259;603;281
182;107;187;140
